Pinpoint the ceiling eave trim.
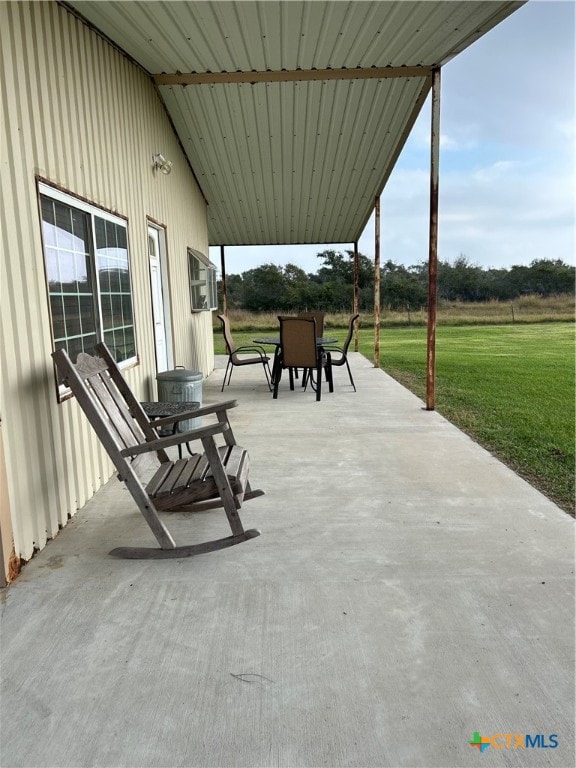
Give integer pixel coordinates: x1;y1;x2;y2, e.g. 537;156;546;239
154;66;431;87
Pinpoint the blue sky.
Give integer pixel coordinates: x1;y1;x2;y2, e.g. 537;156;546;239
210;0;575;275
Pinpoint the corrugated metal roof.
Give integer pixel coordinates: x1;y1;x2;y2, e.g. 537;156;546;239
67;1;525;245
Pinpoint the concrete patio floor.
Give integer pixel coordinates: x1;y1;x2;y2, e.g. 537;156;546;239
1;353;574;768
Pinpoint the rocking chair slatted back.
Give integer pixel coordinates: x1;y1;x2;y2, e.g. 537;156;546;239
93;342;170;463
67;351;160;477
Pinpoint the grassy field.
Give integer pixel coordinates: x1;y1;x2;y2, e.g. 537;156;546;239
214;311;575;515
221;294;574;330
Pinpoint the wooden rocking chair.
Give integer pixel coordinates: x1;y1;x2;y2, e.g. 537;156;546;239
52;342;263;559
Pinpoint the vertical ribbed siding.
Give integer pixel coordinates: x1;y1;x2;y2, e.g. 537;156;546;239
0;1;211;562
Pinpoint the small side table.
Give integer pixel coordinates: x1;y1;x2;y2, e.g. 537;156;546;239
140;401;200;459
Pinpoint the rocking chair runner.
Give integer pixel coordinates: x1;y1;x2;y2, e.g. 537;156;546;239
52;342;263;559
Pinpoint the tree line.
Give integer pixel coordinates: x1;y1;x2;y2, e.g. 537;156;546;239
221;251;575;312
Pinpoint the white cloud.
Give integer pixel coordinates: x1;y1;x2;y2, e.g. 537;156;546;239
439;133;478;152
411;121;478;153
365;156;575;269
441;1;575;149
472;160;520;179
555;119;575;141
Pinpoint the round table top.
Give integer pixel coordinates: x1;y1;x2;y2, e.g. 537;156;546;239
253;337;337;346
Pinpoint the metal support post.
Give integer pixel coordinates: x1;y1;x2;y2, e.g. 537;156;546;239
220;245;227;315
426;68;441;410
353;240;359;351
374;196;381;368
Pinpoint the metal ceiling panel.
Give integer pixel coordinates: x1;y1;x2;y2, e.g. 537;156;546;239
68;1;523;71
66;1;525;244
161;76;429;244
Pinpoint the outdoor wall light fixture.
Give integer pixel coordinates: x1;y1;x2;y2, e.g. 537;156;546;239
152;153;172;175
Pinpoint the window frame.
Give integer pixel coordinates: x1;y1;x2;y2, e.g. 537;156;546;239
38;181;137;397
188;248;218;311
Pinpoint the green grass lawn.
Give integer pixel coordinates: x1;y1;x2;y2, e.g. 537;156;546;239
214;321;575;514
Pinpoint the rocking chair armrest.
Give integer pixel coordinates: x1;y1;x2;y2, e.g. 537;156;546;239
189;399;238;418
120;422;228;457
149;399;239;428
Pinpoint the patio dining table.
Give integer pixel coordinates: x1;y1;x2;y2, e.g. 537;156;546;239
253;337;337;387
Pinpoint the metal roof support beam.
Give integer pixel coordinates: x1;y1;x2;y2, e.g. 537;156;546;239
154;66;431;87
426;68;441;411
373;196;381;369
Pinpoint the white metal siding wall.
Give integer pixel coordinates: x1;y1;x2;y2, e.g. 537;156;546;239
0;1;213;561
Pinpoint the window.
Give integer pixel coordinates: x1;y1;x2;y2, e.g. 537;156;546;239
39;183;136;387
188;249;218;311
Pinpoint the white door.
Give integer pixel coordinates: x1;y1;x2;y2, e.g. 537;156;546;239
148;226;171;373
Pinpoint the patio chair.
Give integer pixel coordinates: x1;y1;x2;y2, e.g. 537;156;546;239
272;317;333;402
297;311;325;338
293;312;326;382
51;342;263;559
217;314;272;391
322;313;359;391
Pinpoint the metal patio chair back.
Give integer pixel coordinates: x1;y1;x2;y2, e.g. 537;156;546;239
217;314;272;391
322;313;359;391
297;311;325;338
273;317;333;402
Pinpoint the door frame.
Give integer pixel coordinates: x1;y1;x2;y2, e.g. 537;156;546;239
147;222;173;372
